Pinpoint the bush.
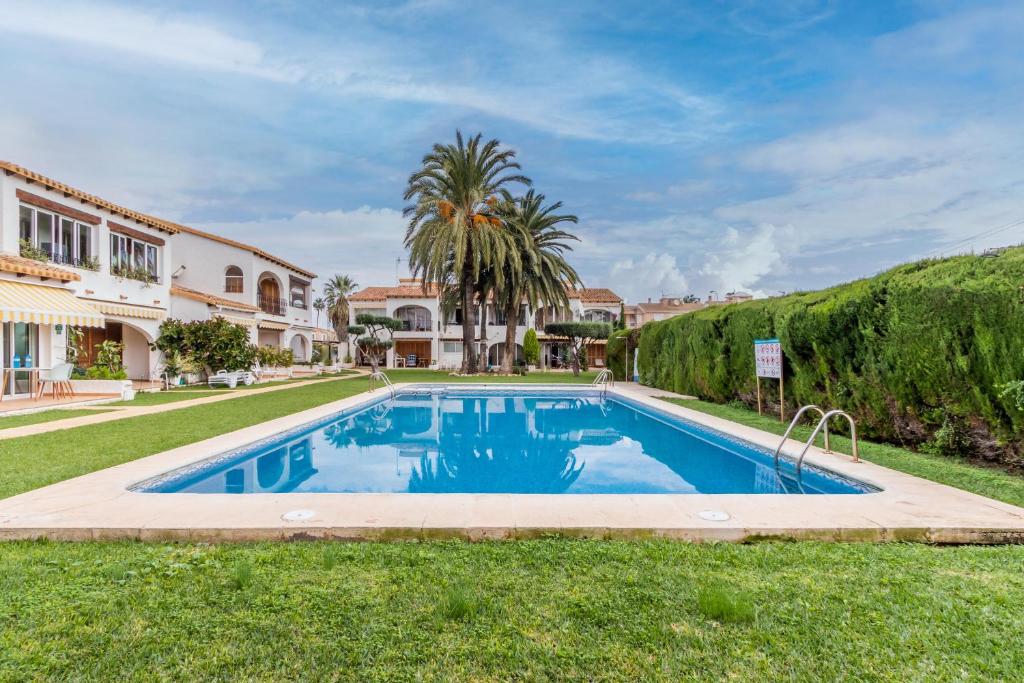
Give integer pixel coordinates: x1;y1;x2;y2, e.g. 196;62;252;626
85;365;127;380
256;346;294;368
523;328;540;365
637;249;1024;467
154;318;256;374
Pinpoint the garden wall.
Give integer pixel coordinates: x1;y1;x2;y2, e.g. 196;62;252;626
636;249;1024;467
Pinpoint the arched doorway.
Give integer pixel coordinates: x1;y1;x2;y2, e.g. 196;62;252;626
486;342;524;367
258;273;285;316
289;334;309;362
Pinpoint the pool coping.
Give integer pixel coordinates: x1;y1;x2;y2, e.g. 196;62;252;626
1;382;1023;543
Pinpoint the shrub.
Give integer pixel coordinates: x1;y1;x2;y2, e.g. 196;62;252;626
256;346;294;368
85;365;127;380
637;248;1024;466
522;328;540;366
93;340;125;375
154;318;256;374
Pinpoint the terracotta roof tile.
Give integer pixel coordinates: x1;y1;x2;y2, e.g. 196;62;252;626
350;284;439;301
2;160;316;278
170;284;260;312
0;253;79;282
1;161;179;235
572;288;622;303
168;223;317;280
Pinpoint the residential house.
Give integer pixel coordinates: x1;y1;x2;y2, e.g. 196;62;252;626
167;225;317;361
0;161;315;397
631;297;705;326
348;279;623;369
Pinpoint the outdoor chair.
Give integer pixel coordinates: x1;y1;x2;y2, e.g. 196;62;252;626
36;363;74;401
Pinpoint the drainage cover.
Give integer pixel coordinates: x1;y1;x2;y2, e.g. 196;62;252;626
698;510;731;522
281;509;316;522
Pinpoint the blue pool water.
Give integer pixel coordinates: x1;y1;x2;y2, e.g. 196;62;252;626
137;390;875;495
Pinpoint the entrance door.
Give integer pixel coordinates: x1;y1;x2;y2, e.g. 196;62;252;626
3;322;40;395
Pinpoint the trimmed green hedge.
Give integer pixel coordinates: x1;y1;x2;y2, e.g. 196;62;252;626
637;249;1024;467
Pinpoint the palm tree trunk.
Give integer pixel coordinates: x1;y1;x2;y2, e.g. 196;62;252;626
500;299;518;373
479;296;488;370
461;256;477;374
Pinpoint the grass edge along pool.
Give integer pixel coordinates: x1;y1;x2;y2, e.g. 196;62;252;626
133;387;878;495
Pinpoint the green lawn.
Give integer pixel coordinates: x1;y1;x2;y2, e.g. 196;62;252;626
0;540;1021;680
663;398;1024;508
0;408;114;431
2;374;1023;680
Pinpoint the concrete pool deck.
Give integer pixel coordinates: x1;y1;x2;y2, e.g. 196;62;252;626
1;382;1023;543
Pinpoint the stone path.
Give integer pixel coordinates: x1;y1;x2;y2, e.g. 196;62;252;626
0;371;369;441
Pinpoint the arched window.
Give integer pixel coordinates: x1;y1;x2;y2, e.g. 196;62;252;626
225;266;244;293
394;305;432;331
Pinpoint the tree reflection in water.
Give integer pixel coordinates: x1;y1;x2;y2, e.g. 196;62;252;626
409;433;584;493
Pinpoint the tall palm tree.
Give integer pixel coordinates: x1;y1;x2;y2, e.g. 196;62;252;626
495;190;581;373
313;297;325;328
403;131;530;373
323;274;358;358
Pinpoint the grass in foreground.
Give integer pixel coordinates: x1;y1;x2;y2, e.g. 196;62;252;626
664;398;1024;508
0;408;113;430
0;371;592;499
0;540;1021;680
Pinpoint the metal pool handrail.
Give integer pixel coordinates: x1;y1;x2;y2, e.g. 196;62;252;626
370;370;395;399
773;405;829;468
793;410;860;479
592;369;614;397
794;411;860;471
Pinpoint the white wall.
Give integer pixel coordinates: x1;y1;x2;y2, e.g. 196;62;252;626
1;174;173;312
170;231;257;309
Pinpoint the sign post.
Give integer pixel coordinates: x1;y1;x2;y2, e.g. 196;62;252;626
754;338;784;422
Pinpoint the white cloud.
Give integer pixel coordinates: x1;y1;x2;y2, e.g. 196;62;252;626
192;207;408;291
699;224;788;296
610;254;689;303
0;2;301;82
0;1;727;145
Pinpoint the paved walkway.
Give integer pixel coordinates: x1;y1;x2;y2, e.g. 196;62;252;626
0;371;369;441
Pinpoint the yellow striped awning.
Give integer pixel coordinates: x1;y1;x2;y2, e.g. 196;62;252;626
257;320;289;331
217;314;257;328
91;301;166;320
0;280;105;328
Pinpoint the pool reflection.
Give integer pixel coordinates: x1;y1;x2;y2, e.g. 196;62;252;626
159;393;865;494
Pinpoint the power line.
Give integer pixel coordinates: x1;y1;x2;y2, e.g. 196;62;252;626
923;216;1024;258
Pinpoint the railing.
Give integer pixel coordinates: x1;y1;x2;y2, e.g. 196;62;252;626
258;293;288;316
773;405;829;469
370;370;395;399
592;368;614;397
775;408;860;480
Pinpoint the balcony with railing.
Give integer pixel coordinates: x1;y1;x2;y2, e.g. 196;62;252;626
258;292;288;316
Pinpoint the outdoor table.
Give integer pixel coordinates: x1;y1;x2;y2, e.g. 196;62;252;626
0;367;40;401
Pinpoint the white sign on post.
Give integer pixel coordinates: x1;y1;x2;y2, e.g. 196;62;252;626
754;339;782;379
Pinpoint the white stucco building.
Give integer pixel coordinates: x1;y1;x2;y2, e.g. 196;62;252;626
0;161;316;396
348;278;622;369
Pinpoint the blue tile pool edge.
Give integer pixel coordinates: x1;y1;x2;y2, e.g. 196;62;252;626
129;385;880;494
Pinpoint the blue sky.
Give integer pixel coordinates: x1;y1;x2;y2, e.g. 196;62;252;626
1;0;1022;302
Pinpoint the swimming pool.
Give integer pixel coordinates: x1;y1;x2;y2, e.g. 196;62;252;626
136;388;874;495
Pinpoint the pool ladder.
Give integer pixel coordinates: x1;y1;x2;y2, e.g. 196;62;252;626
773;405;860;479
370;370;396;399
592;369;614;397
